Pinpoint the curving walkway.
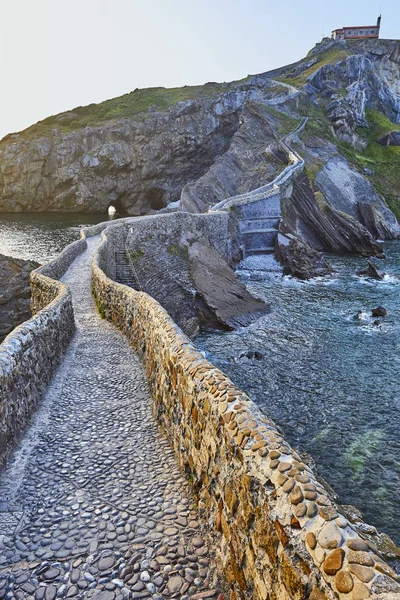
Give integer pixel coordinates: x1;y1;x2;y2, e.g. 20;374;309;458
0;237;221;600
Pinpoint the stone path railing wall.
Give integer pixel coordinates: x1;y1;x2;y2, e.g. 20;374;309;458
0;223;113;471
92;220;400;600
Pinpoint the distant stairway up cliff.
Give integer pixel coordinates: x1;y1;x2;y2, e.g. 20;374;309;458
236;194;280;257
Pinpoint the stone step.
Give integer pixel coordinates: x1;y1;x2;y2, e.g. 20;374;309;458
239;217;280;232
241;228;278;235
245;247;275;255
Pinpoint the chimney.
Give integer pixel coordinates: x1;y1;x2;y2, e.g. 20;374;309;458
377;14;382;28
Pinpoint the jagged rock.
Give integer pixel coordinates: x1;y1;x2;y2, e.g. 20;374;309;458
378;131;400;146
188;239;269;330
180;101;287;213
123;213;268;336
0;254;39;342
275;233;333;280
280;173;386;257
372;306;388;317
356;260;386;280
315;157;399;239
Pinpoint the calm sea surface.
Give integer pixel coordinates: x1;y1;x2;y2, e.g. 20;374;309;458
0;212;113;263
1;214;400;546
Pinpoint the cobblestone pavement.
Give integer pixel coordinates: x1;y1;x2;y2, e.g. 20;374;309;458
0;237;222;600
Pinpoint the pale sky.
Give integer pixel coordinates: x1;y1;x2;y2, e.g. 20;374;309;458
0;0;398;140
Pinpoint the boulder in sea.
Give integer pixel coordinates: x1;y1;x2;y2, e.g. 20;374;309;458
372;306;387;317
356;260;385;280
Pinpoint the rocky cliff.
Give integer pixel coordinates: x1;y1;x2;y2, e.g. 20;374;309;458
1;38;400;257
0;254;39;342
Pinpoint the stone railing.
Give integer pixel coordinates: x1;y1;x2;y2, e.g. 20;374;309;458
0;222;111;471
210;117;308;212
92;222;400;600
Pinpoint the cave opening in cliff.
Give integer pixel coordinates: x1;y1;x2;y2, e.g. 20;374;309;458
147;188;167;211
107;198;127;216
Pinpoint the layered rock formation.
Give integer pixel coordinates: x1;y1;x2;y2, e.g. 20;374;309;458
1;38;400;263
0;254;39;342
121;213;268;336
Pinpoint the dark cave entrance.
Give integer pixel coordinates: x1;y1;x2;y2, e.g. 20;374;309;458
147;188;167;211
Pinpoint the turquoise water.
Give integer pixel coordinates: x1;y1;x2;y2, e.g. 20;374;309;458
0;212;113;263
197;243;400;545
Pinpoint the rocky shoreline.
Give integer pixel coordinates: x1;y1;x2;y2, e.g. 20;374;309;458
0;254;39;343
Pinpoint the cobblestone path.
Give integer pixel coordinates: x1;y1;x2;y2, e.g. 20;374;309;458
0;238;221;600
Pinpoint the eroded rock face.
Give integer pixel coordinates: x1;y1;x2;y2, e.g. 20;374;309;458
309;41;400;144
0;254;39;342
275;233;333;280
280;173;385;257
180;100;288;213
0;80;291;216
188;239;269;329
121;213;266;335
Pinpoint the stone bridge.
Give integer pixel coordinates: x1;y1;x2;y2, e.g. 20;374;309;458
0;216;399;600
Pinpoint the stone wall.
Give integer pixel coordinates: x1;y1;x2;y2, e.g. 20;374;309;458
123;212;243;335
93;223;400;600
0;224;110;471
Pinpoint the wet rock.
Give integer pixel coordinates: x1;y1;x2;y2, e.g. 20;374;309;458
188;238;269;331
371;306;387;317
275;233;333;280
232;350;265;362
356;260;385;280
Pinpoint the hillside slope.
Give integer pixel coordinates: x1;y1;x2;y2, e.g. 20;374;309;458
1;38;400;253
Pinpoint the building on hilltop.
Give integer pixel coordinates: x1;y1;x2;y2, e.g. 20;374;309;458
332;15;381;40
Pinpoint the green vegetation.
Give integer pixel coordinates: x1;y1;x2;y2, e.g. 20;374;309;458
279;46;352;87
5;80;244;141
167;243;189;260
128;248;144;261
262;106;299;137
342;429;384;480
337;110;400;219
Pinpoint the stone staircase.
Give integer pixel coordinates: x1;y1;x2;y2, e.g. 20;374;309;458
114;250;136;287
235;194;281;257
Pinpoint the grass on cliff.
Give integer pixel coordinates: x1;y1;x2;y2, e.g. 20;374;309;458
338;110;400;219
278;45;352;87
4;81;242;142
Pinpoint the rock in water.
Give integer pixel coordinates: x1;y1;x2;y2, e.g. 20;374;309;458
275;233;333;280
0;254;40;342
188;239;269;330
372;306;388;317
356;261;386;280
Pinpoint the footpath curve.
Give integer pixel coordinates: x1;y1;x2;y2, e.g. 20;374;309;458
0;237;221;600
209;117;308;212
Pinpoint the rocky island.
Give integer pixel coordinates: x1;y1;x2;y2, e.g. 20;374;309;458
1;33;400;600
